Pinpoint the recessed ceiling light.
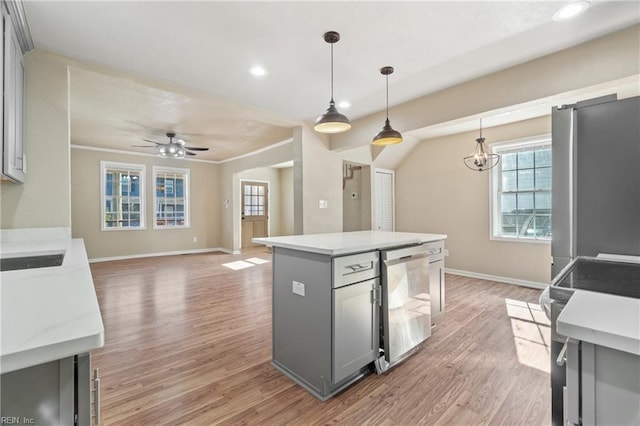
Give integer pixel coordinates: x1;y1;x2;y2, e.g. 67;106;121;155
338;101;351;109
249;66;268;77
552;1;590;22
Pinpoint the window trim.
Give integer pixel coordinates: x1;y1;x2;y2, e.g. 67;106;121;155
489;134;552;244
100;161;146;231
153;166;190;230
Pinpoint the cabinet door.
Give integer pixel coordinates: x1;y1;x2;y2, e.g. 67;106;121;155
2;13;25;182
333;278;379;383
429;259;444;324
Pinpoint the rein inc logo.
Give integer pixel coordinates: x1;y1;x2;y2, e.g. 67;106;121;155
0;417;35;424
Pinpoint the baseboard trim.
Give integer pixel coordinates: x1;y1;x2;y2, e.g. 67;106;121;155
89;247;233;263
445;268;547;290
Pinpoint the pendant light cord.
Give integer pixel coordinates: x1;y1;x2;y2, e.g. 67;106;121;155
330;42;334;103
385;74;389;120
480;118;483;139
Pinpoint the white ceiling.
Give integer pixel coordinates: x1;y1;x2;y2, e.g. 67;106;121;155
22;1;640;162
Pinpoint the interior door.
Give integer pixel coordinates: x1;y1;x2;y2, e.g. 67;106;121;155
375;170;394;231
241;181;268;248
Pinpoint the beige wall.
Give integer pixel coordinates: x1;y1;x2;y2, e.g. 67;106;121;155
279;167;294;236
71;148;220;259
1;51;71;229
299;125;343;234
395;116;552;284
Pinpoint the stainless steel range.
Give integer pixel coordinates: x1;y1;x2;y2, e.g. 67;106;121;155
545;256;640;425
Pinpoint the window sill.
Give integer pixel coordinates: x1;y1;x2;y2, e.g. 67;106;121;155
153;225;191;230
490;235;551;245
101;226;147;232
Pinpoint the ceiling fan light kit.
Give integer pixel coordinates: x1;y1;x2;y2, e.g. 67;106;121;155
372;66;403;146
314;31;351;134
133;132;209;159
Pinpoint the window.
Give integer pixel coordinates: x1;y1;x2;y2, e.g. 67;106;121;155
154;166;189;228
101;161;145;230
491;136;551;241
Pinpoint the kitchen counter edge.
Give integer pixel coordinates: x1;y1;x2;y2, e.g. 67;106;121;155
253;231;447;256
557;291;640;356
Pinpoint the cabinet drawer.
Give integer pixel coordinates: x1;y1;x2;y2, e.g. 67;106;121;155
333;251;379;288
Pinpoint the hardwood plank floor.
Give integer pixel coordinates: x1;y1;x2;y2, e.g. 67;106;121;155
90;249;551;425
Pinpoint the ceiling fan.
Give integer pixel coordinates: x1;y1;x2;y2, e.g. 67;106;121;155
132;132;209;158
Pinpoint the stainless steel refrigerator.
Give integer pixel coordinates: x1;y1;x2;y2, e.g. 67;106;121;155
549;94;640;425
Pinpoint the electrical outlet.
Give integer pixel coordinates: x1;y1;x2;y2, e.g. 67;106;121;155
319;200;328;209
444;249;449;256
292;280;305;296
193;236;198;243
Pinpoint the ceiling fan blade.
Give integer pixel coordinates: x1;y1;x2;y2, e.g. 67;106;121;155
185;146;209;151
142;138;162;145
131;145;157;148
185;151;197;156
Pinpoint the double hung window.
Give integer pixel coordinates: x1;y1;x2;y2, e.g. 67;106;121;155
491;136;552;241
101;161;145;230
154;166;190;228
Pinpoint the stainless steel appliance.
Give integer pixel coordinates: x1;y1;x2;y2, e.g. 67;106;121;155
378;244;431;371
547;256;640;425
547;94;640;425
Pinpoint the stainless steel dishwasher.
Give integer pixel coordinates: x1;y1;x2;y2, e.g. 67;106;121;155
378;244;431;371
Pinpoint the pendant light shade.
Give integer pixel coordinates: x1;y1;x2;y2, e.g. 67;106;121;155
463;119;500;171
372;66;402;146
314;31;351;134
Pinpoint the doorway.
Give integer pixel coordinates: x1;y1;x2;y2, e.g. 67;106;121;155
241;180;269;248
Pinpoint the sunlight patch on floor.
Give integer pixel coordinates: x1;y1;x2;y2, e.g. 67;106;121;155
222;257;270;270
505;298;551;373
222;260;255;270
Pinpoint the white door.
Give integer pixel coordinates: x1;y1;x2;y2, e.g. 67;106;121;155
241;181;269;248
375;170;394;231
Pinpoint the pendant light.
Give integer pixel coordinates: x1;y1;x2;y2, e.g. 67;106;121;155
314;31;351;134
463;119;500;171
372;66;402;146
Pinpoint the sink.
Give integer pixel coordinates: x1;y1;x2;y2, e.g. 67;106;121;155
0;252;65;272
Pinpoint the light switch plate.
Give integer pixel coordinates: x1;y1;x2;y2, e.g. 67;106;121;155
319;200;328;209
292;280;305;296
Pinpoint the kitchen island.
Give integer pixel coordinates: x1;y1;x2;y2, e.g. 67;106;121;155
253;231;447;400
1;228;104;424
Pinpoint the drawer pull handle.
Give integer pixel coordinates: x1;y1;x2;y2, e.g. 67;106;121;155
93;368;101;424
347;263;370;272
556;340;568;366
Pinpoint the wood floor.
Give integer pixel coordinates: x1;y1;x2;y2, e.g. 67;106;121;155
90;248;552;425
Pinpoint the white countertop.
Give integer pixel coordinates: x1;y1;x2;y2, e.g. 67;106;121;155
557;291;640;356
253;231;447;256
1;230;104;374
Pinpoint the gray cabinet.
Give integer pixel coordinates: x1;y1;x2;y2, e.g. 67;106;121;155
565;339;640;425
2;3;26;183
0;353;100;425
333;277;379;383
423;241;445;326
271;247;380;400
429;258;444;324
